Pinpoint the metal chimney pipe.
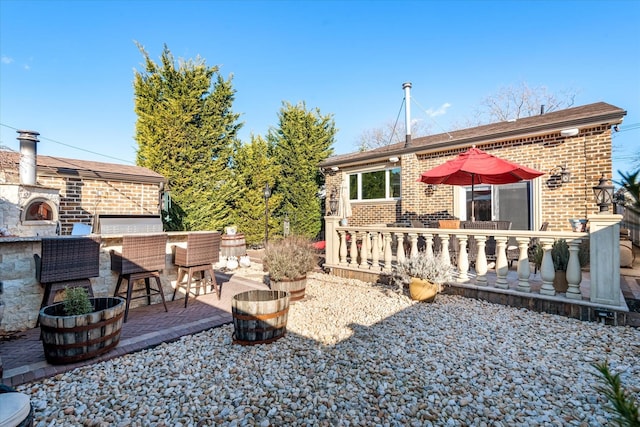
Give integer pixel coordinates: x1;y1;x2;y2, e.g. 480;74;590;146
16;130;40;185
403;82;412;147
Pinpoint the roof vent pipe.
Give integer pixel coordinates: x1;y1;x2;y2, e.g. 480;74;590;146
540;104;545;115
403;82;412;147
16;130;39;186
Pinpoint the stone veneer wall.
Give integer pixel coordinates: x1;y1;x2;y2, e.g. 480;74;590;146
0;233;193;333
324;126;611;231
36;175;161;235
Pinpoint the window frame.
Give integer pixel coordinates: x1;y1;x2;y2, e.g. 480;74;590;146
348;165;401;202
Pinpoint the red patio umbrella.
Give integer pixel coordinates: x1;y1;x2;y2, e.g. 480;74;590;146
418;146;544;221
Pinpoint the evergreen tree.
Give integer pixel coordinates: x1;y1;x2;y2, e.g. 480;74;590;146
268;102;335;239
133;43;242;230
232;135;283;245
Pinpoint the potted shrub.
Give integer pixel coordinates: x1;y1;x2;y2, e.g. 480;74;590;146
39;287;125;364
395;253;453;302
263;235;317;302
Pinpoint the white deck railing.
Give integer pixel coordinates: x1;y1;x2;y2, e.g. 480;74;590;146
324;214;624;307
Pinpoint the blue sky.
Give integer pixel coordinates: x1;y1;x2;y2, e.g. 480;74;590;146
1;0;639;176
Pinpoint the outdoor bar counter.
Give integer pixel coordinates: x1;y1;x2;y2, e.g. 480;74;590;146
0;232;201;333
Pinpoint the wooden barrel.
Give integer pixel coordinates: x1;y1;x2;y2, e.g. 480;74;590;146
39;297;125;364
232;290;289;345
221;233;246;258
270;276;307;302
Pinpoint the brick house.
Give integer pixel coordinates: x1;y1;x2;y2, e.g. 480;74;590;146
0;131;166;236
319;102;626;232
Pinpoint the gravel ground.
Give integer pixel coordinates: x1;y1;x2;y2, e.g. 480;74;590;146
18;273;640;426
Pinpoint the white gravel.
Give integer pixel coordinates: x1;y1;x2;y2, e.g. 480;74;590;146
18;272;640;426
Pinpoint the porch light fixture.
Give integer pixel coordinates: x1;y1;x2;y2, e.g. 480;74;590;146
388;156;399;163
328;187;339;215
330;166;339;171
558;163;571;183
560;128;579;137
592;174;614;214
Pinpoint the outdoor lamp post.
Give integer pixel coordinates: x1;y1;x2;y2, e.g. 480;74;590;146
592;174;614;214
263;183;271;246
329;187;339;216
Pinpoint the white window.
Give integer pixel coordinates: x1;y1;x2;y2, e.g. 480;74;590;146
348;167;401;201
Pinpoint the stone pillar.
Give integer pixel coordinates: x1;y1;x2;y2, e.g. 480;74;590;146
324;216;340;266
588;214;623;306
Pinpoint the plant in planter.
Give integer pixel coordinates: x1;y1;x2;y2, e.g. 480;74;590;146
263;235;317;302
395;253;453;302
39;287;125;364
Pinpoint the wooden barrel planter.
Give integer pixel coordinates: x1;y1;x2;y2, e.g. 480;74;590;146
232;290;289;345
39;297;125;364
270;276;307;302
221;233;246;258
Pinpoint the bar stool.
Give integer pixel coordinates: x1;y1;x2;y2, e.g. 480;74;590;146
172;231;221;307
110;234;169;322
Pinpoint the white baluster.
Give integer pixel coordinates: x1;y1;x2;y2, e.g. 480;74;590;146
409;233;419;257
457;235;469;282
539;238;556;296
425;234;434;259
396;232;406;264
339;230;348;265
475;236;488;285
515;237;531;292
359;231;369;269
349;230;358;267
439;233;451;264
495;236;509;289
566;239;583;300
371;232;380;271
383;232;393;272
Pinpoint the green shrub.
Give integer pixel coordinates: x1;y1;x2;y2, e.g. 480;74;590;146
593;361;640;427
62;287;93;316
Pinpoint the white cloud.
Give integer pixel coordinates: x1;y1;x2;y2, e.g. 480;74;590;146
1;56;14;64
426;103;452;118
23;64;30;70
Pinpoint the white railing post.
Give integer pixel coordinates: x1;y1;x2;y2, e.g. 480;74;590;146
515;237;531;292
425;234;434;259
396;232;406;264
325;216;340;266
566;238;583;300
539;238;556;296
439;233;451;264
409;232;419;257
588;213;623;305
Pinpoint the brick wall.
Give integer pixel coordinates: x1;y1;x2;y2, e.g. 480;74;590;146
37;175;161;235
325;126;612;231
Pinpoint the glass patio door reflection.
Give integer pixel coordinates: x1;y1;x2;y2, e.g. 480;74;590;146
465;182;532;229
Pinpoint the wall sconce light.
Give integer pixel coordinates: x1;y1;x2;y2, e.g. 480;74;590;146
560;128;579;137
550;163;571;184
330;166;339;171
426;184;437;191
388;156;399;163
328;187;339;215
592;174;614;214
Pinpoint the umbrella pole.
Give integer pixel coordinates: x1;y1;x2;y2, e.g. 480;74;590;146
471;175;475;222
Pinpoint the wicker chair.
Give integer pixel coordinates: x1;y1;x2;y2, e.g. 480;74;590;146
110;234;168;322
34;236;101;310
462;221;498;266
172;232;221;307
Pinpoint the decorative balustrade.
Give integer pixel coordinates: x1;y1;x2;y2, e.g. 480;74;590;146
324;216;623;306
